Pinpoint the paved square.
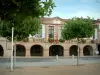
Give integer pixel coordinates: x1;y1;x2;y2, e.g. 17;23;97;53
0;63;100;75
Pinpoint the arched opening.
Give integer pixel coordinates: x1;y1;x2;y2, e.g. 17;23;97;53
49;45;64;56
0;45;4;56
98;45;100;55
16;44;26;56
83;45;93;56
69;45;78;56
30;45;43;56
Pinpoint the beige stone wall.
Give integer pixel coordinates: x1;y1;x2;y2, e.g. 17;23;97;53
0;40;97;57
98;30;100;43
45;25;49;42
0;39;7;51
1;17;100;57
42;17;65;41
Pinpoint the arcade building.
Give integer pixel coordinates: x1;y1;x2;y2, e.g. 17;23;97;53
0;17;100;57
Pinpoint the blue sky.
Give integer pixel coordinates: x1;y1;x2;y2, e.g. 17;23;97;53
49;0;100;19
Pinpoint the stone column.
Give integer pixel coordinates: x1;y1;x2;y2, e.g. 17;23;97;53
92;48;96;56
45;25;49;42
4;49;11;58
43;50;49;57
80;49;83;56
25;50;30;57
64;49;69;57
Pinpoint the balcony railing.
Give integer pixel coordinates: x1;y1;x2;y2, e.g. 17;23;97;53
28;37;97;44
29;38;46;43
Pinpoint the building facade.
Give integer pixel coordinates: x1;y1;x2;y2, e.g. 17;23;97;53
41;17;66;41
0;17;100;57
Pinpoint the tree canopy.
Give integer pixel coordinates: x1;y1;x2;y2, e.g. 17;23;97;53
61;17;95;40
0;0;55;20
0;0;55;41
0;17;41;41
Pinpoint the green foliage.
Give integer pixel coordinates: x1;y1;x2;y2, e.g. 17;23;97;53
59;39;65;43
48;38;54;43
0;17;41;41
41;0;56;16
23;38;29;42
78;38;86;43
0;0;56;20
0;0;55;41
61;17;95;40
21;17;41;35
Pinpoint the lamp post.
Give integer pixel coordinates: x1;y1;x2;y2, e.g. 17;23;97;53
11;27;14;71
14;40;16;68
77;38;80;66
77;46;79;66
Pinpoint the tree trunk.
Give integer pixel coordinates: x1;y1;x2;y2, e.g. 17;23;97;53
77;38;80;66
13;38;17;68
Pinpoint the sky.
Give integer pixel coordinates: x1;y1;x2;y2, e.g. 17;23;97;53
49;0;100;19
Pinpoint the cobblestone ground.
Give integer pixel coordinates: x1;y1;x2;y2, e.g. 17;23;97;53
0;63;100;75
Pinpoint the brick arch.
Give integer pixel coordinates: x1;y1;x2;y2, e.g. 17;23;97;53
83;45;93;56
0;45;4;56
15;44;26;56
69;45;78;56
30;44;43;56
49;45;64;56
98;44;100;55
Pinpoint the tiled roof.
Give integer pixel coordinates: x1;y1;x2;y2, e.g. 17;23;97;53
93;19;100;23
41;17;100;25
41;17;67;22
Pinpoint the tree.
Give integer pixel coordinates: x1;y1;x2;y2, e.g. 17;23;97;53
0;17;41;41
0;0;56;20
62;17;95;40
61;17;95;65
0;0;56;41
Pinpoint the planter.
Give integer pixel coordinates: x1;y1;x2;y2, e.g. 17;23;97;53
80;39;86;43
59;39;65;43
91;39;95;43
23;38;29;42
48;38;54;43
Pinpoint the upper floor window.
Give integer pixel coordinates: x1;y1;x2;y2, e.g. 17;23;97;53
49;26;54;38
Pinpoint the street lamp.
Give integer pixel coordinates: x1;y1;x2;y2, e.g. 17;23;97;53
11;26;14;71
11;21;15;71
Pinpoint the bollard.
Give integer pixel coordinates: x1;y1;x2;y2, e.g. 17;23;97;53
56;55;59;61
95;50;99;56
72;55;74;59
